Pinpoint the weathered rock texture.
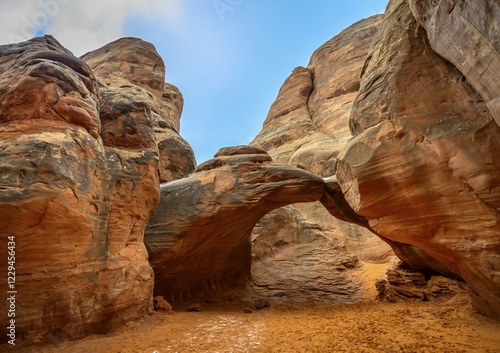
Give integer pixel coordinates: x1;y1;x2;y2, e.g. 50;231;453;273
251;206;362;303
81;38;195;183
156;83;196;182
337;0;500;319
376;261;468;304
0;36;110;342
409;0;500;127
145;146;329;301
0;35;195;341
250;15;394;302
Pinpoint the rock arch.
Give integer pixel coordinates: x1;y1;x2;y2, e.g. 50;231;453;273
145;146;364;301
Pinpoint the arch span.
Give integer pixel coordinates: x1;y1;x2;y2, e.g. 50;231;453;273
145;146;364;301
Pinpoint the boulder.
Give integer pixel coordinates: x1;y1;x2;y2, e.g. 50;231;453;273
376;262;468;304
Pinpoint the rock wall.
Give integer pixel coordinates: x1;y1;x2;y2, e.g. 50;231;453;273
337;0;500;319
0;36;111;341
409;0;500;126
251;0;500;319
0;36;195;341
251;205;362;303
250;15;394;303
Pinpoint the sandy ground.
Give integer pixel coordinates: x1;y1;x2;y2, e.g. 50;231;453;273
8;299;500;353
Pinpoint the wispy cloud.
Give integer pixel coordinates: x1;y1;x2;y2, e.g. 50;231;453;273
0;0;183;55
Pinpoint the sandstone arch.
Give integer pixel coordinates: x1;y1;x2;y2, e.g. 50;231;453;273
145;145;374;301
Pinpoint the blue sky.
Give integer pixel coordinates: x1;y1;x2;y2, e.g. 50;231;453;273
0;0;388;163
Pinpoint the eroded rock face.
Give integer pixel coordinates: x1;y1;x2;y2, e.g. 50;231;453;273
249;15;394;302
338;0;500;319
376;262;468;304
409;0;500;126
0;36;111;341
82;38;196;184
0;35;195;341
145;146;326;301
251;206;362;303
156;84;196;182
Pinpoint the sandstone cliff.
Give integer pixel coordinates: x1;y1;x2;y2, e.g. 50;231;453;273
0;36;195;341
250;15;394;303
1;0;500;345
251;0;500;319
338;0;500;319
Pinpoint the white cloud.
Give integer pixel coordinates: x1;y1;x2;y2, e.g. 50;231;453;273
0;0;183;56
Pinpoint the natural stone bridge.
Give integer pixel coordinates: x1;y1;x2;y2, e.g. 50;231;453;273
145;145;367;300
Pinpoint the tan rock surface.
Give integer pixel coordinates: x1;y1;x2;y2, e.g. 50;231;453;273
376;261;469;303
250;15;394;302
155;84;196;183
251;206;363;303
338;0;500;319
161;83;183;133
145;146;327;301
82;37;195;183
409;0;500;126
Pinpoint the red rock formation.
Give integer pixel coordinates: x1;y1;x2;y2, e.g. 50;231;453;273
145;146;327;301
0;35;196;341
156;84;196;182
338;0;500;319
82;37;196;183
0;36;111;341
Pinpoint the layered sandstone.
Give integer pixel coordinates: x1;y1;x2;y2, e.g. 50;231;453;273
376;261;469;304
251;206;363;303
337;0;500;318
81;38;195;183
250;15;394;302
409;0;500;126
145;146;328;301
0;35;195;341
0;36;110;341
